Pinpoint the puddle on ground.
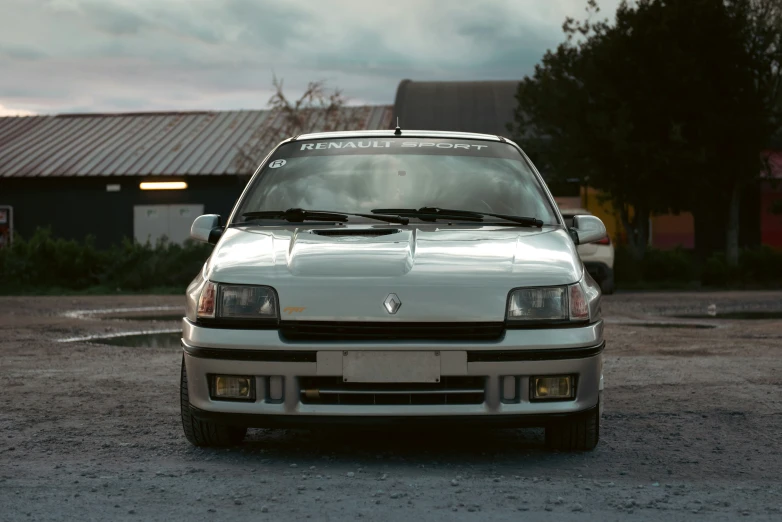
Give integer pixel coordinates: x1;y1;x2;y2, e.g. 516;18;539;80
673;311;782;320
88;332;181;348
63;306;182;320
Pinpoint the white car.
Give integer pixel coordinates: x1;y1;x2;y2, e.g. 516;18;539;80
559;208;615;294
181;130;608;451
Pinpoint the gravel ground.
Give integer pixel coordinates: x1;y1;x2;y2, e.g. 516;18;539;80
1;291;781;521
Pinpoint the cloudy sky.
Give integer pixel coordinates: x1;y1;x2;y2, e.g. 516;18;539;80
0;0;621;115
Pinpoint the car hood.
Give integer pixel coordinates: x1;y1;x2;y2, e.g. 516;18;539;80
204;225;583;322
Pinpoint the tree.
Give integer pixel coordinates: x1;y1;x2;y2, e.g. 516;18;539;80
510;0;782;262
723;0;782;264
235;76;365;174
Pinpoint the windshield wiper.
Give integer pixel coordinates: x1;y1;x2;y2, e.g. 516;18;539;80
371;207;485;222
371;207;543;227
240;208;409;225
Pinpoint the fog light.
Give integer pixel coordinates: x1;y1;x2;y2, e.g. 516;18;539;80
502;376;517;401
211;375;254;400
268;376;284;401
532;375;575;401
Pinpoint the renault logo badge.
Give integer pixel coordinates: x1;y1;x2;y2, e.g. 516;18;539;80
384;293;401;314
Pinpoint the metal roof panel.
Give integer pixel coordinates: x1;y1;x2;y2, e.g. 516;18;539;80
35;117;116;177
156;111;225;175
109;114;185;175
128;114;199;175
174;111;241;174
82;116;160;175
12;117;89;177
209;111;271;175
193;110;265;174
47;116;128;176
0;117;62;176
0;106;393;177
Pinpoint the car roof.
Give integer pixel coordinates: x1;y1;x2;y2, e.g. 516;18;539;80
296;129;506;142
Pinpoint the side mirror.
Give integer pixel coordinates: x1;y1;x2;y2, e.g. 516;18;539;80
571;215;607;245
191;214;223;244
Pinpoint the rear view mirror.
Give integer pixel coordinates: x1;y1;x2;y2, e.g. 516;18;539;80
572;215;607;245
191;214;223;244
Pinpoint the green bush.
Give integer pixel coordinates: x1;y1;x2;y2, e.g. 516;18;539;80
613;246;642;283
0;227;213;294
641;247;697;283
1;228;781;294
700;253;735;287
701;247;782;287
616;245;782;289
615;246;698;286
739;246;782;284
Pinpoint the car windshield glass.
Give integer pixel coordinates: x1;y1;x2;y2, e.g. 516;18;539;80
233;138;558;225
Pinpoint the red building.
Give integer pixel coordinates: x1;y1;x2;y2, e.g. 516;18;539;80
762;151;782;248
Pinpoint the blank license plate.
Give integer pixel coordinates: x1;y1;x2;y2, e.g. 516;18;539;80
343;351;440;383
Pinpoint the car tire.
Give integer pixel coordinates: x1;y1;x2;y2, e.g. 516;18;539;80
544;402;600;451
180;357;247;447
600;272;615;295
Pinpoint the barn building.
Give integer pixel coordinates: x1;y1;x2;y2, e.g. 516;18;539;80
0;107;392;247
2;78;779;249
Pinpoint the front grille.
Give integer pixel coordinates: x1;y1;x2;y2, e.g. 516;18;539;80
280;322;504;342
299;376;485;405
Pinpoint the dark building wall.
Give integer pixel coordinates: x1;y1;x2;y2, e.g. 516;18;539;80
0;175;250;248
392;80;521;137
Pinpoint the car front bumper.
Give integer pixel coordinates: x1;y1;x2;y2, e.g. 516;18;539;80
181;319;604;425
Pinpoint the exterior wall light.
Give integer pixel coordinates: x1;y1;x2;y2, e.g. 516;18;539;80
139;181;188;190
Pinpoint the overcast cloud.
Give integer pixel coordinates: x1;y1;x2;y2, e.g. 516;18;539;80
0;0;621;115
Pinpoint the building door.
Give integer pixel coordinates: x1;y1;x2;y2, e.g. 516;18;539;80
168;205;203;244
133;204;204;245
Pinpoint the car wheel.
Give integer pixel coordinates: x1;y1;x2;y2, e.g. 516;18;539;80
600;272;615;295
180;357;247;447
544;402;600;451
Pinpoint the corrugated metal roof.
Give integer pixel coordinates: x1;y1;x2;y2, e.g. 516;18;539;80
0;106;393;177
392;80;520;138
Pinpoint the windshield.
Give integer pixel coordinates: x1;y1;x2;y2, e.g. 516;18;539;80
234;137;559;224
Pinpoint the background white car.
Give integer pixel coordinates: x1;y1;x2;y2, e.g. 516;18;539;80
560;208;615;294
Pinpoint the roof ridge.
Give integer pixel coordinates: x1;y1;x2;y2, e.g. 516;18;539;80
54;110;247;118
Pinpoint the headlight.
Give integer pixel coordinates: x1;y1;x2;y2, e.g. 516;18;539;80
197;282;278;322
506;284;589;323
